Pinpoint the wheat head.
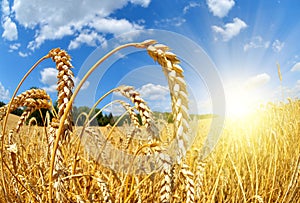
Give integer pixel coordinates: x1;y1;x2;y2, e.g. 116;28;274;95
147;43;190;162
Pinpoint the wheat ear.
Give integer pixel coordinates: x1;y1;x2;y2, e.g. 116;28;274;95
179;163;195;203
118;100;141;128
194;160;205;201
147;43;190;162
15;98;51;133
159;155;172;203
116;85;159;141
96;177;112;203
48;48;74;140
0;89;50;121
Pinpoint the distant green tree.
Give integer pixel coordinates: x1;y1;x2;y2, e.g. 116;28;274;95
0;101;5;107
11;108;24;116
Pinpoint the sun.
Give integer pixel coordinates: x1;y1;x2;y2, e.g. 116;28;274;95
225;85;263;119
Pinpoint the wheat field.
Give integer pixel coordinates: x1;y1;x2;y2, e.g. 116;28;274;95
0;40;299;202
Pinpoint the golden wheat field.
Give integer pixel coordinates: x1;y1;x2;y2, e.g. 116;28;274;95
0;40;299;203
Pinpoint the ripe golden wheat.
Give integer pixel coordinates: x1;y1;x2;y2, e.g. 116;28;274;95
0;39;299;202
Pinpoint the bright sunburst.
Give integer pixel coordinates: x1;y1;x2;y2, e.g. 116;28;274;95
225;84;265;118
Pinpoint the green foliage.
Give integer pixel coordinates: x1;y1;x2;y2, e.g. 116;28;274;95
73;106;115;126
0;101;5;107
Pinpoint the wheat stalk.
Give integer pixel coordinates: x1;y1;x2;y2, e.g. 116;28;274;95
159;156;172;202
194;159;206;201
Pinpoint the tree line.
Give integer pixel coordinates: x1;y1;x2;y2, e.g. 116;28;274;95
0;101;115;127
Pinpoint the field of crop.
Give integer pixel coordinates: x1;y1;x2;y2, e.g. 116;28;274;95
0;40;299;202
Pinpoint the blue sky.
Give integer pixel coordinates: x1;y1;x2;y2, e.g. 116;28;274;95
1;0;300;116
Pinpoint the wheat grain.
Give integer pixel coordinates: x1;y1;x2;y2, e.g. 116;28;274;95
159;158;172;203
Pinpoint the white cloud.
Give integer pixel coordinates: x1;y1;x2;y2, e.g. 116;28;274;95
212;18;247;41
155;17;186;27
137;83;169;101
2;17;18;41
272;39;284;53
40;68;58;92
1;0;10;16
68;30;106;50
291;62;300;72
9;43;21;51
206;0;235;18
0;82;10;101
90;18;143;37
244;73;271;90
129;0;151;7
1;0;18;41
183;2;201;14
243;36;270;51
11;0;148;50
18;51;30;57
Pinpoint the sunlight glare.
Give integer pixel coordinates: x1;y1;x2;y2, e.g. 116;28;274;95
225;85;263;118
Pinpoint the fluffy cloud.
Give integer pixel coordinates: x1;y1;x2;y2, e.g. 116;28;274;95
68;30;106;50
1;0;18;41
0;82;10;101
212;18;247;41
137;83;169;101
2;17;18;41
272;39;284;53
40;68;58;92
90;18;143;35
206;0;235;18
244;36;270;51
244;73;271;90
291;62;300;72
10;0;148;50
